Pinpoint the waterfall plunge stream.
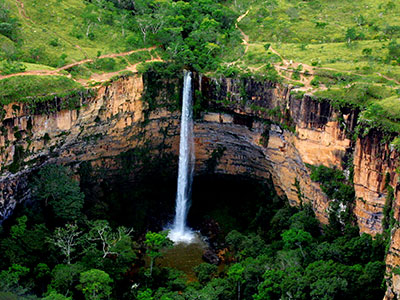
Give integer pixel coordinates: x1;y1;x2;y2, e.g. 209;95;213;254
168;70;195;243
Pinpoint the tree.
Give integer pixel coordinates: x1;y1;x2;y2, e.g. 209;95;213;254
78;269;113;300
10;216;27;239
137;288;154;300
0;264;30;295
48;263;85;296
48;223;82;264
254;269;285;300
228;263;245;300
225;230;245;254
194;263;218;284
281;228;313;251
134;0;169;43
33;164;84;221
388;40;400;64
345;27;357;44
310;277;348;300
87;220;133;258
1;218;50;268
144;231;173;277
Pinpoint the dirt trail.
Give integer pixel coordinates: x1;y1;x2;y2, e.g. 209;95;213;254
8;3;399;92
79;57;163;86
0;47;157;80
235;9;317;90
236;10;250;53
378;73;400;85
58;46;157;71
234;8;400;91
15;0;88;57
15;0;30;20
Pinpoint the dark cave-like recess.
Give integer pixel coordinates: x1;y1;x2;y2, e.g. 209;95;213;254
79;155;283;235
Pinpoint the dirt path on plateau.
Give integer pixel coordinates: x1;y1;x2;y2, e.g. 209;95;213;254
0;47;158;81
236;10;250;53
235;8;317;90
14;0;89;57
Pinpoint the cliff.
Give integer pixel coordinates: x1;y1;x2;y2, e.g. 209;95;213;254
0;72;399;298
0;74;353;226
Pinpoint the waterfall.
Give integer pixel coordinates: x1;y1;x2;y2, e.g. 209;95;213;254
169;70;195;243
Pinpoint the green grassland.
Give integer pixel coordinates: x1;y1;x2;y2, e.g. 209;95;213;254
1;0;400;134
0;75;85;104
222;0;400;134
0;0;151;103
239;0;400;44
0;0;144;70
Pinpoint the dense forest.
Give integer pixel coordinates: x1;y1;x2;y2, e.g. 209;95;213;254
0;163;387;299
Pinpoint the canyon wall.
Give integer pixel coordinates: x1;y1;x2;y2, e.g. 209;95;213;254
0;73;399;298
0;74;353;226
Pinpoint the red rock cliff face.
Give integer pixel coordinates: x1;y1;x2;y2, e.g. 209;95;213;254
0;74;354;226
352;132;400;300
353;131;400;235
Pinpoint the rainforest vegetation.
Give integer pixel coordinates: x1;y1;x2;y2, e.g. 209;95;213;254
0;163;387;299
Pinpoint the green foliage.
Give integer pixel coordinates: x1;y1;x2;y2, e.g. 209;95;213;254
0;60;26;75
42;291;72;300
33;164;84;221
133;0;238;72
48;263;85;296
226;230;268;260
281;228;313;250
140;62;182;117
0;264;30;294
86;219;135;261
308;164;356;237
48;223;82;265
387;40;400;64
0;0;18;41
254;258;385;300
313;69;360;88
382;184;395;230
145;231;173;259
0;76;84;105
289;208;320;237
309;164;354;204
194;263;218;284
314;83;395;109
78;269;113;300
0;217;50;271
137;288;154;300
10;216;27;239
144;231;173;276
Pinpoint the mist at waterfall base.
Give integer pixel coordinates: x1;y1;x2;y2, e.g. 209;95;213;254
168;70;196;243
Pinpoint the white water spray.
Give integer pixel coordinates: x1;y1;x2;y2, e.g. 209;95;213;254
169;70;195;243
